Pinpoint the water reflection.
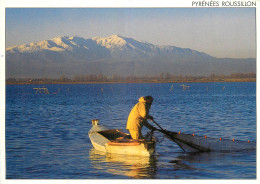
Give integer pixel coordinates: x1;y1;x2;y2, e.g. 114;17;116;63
168;151;256;179
89;149;158;179
169;152;228;173
89;148;256;179
171;151;255;166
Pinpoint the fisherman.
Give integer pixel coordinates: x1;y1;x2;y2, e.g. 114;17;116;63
126;96;157;140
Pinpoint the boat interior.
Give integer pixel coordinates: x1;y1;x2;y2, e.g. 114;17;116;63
98;129;132;141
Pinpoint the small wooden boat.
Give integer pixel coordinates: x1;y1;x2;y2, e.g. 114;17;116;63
89;119;156;156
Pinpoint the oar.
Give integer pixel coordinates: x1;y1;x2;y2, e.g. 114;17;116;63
150;119;165;131
150;119;186;152
150;119;172;136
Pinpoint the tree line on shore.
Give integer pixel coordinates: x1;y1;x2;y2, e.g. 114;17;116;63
6;72;256;84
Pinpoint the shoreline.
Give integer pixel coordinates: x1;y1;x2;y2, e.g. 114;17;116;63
6;78;256;85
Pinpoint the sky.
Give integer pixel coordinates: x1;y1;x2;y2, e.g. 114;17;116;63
5;7;256;58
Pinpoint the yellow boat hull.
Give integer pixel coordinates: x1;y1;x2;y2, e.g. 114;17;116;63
105;140;155;156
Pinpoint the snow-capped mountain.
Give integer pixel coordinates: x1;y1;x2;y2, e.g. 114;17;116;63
6;35;256;78
6;34;207;59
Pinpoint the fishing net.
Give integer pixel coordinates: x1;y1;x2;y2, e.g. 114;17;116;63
161;130;256;152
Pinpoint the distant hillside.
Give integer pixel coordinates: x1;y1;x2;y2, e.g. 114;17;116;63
6;35;256;78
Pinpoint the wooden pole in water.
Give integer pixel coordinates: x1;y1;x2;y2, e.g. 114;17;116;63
33;88;49;94
170;84;173;91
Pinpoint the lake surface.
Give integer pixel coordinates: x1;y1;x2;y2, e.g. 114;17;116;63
5;82;256;179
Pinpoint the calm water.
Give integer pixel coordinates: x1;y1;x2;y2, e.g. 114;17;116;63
6;82;256;179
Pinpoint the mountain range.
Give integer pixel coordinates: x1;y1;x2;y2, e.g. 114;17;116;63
6;34;256;78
